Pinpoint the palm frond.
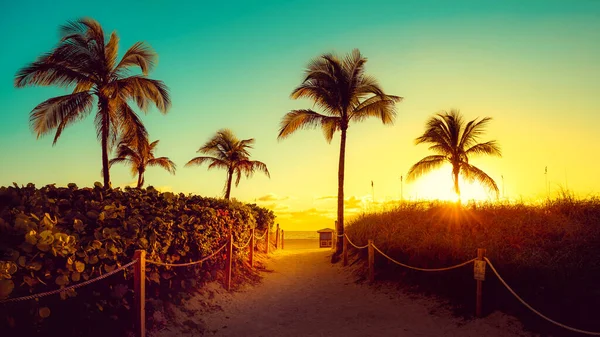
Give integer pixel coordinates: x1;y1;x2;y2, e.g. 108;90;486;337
465;140;502;157
115;101;148;151
415;114;453;152
343;49;367;92
406;155;447;181
28;92;93;142
459;116;493;149
94;102;119;151
118;76;170;113
149;140;160;151
15;62;91;88
350;94;399;125
278;109;337;141
147;157;176;174
352;75;385;99
114;42;157;76
290;83;339;115
104;31;119;72
186;156;223;169
460;163;499;196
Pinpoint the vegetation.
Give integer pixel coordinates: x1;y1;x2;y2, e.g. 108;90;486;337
0;183;274;337
186;129;270;200
110;136;176;188
14;18;171;188
278;49;401;256
345;198;600;336
407;109;501;200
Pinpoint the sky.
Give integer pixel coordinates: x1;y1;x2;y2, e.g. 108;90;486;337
1;0;599;230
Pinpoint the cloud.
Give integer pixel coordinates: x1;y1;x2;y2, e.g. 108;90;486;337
344;196;363;210
315;195;366;210
260;203;290;211
257;193;290;202
315;195;337;201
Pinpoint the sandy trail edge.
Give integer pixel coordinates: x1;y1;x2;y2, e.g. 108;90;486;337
155;247;537;337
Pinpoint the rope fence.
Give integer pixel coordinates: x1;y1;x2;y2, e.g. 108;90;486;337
146;243;228;267
254;228;268;240
484;257;600;336
373;244;476;272
232;234;253;250
342;231;600;336
344;234;369;249
0;259;137;304
1;225;282;337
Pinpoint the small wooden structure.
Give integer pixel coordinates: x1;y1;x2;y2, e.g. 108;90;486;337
317;228;335;248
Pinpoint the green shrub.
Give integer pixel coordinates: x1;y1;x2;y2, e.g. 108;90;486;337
0;183;274;336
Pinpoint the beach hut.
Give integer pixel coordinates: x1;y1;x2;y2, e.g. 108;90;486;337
317;228;335;248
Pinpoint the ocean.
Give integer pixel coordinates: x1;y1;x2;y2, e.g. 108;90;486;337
283;231;320;240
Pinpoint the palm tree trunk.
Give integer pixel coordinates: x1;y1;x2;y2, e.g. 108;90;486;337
137;169;144;189
453;166;461;199
225;168;233;200
335;127;347;257
99;97;111;189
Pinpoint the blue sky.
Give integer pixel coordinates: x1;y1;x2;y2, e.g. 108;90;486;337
1;0;599;229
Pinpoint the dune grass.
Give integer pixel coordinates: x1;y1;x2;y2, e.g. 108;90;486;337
345;197;600;336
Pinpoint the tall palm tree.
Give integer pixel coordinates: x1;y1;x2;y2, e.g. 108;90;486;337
14;18;170;188
407;109;502;200
186;129;270;199
109;137;176;188
278;49;401;256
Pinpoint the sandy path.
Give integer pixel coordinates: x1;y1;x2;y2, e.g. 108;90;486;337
198;247;534;337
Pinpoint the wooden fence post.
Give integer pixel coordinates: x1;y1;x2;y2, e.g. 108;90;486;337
476;248;486;317
281;230;284;250
275;224;280;249
249;229;255;267
368;239;374;283
332;221;337;251
133;250;146;337
225;233;233;291
342;234;348;267
266;229;270;254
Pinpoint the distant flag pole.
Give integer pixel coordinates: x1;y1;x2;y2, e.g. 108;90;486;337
545;166;549;199
400;175;404;202
371;180;374;204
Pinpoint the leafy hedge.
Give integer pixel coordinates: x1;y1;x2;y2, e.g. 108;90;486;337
0;183;274;336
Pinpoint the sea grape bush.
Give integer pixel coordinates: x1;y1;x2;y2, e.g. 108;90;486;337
0;183;275;336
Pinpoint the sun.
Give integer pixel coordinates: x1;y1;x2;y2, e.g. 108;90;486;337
407;165;496;203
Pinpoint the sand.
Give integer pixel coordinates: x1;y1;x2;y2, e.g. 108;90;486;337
154;241;536;337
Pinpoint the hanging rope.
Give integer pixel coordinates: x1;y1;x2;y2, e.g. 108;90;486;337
146;243;227;267
0;259;137;303
373;244;476;272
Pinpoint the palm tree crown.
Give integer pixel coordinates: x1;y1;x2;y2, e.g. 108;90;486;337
185;129;270;199
109;137;176;189
14;18;170;188
407;109;502;199
278;49;402;256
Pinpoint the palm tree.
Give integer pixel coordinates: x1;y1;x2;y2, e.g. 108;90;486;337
278;49;401;256
109;137;176;188
14;18;170;188
185;129;270;199
407;109;502;200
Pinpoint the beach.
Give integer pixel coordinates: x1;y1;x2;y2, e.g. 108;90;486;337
155;244;533;337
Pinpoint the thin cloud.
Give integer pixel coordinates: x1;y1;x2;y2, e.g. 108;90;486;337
315;195;337;201
257;193;291;202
